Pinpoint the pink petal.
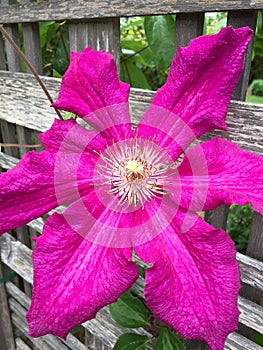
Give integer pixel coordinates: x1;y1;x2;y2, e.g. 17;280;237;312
177;138;263;215
0;151;60;234
27;212;138;338
53;188;163;248
139;27;253;158
0;120;100;235
39;118;105;154
134;212;240;350
51;48;132;136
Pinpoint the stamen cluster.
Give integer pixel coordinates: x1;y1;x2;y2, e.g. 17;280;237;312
97;137;170;207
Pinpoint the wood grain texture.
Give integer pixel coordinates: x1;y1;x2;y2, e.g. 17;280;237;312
1;234;263;331
0;264;15;350
174;12;204;53
225;332;263;350
247;212;263;261
6;279;153;350
11;313;58;350
0;0;263;23
15;337;32;350
69;18;120;64
22;20;43;74
237;253;263;292
0;73;262;154
205;205;229;230
238;296;263;333
1;0;23;72
7;283;88;350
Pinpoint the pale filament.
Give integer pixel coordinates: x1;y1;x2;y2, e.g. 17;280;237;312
97;137;171;207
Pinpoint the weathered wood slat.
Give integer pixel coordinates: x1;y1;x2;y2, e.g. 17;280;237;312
1;233;263;333
10;297;71;350
205;204;229;231
1;0;23;72
225;332;263;350
0;233;33;284
7;282;89;350
174;12;204;53
69;18;120;64
237;253;263;292
6;279;153;350
11;313;58;350
247;212;263;262
0;72;262;154
0;121;19;157
21;0;43;75
15;337;32;350
0;0;263;23
238;296;263;333
0;264;15;350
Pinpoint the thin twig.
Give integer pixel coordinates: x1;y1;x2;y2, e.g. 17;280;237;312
0;143;42;148
121;45;149;62
0;25;63;120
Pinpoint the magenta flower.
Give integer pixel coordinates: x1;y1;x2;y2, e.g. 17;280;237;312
0;26;262;350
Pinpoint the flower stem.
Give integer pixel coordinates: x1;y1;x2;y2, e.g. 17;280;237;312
0;25;63;120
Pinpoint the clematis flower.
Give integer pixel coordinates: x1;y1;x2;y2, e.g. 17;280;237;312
0;26;262;350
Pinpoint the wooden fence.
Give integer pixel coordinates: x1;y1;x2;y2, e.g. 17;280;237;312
0;1;263;350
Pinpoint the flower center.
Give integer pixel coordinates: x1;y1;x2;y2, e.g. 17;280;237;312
97;137;170;207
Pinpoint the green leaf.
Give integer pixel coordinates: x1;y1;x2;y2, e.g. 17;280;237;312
113;333;150;350
109;291;148;328
63;112;76;120
144;15;175;70
154;328;186;350
120;61;151;90
121;18;144;32
121;40;158;67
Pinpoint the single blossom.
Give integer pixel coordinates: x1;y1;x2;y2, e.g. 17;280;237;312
0;26;262;350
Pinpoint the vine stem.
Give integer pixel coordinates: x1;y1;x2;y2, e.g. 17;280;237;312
0;25;63;120
0;143;42;148
121;45;149;62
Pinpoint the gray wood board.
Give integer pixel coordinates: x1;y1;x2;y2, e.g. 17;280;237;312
0;1;263;23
